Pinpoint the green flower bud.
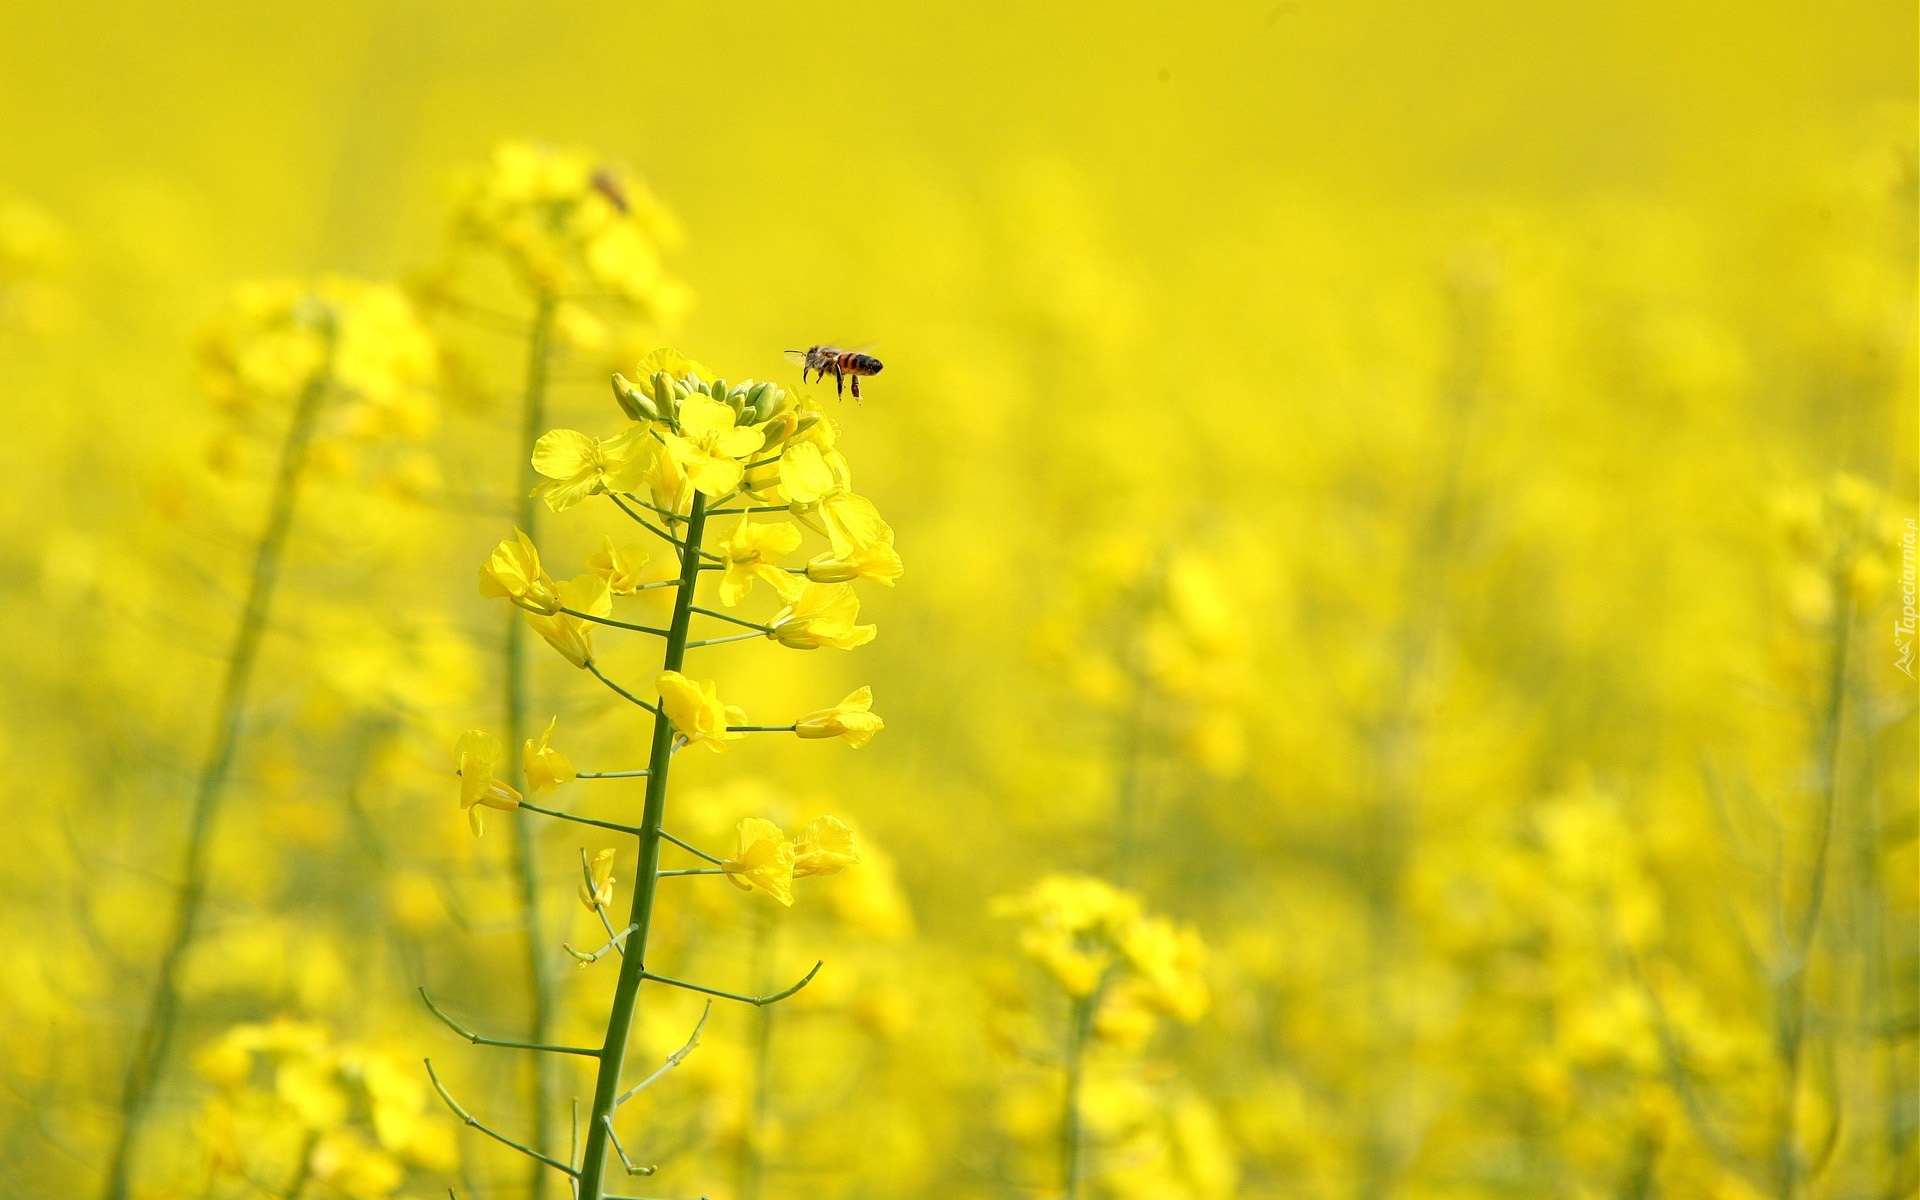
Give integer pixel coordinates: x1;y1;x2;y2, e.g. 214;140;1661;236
611;372;660;421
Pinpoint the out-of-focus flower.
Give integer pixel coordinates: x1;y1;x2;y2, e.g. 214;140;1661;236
449;141;685;313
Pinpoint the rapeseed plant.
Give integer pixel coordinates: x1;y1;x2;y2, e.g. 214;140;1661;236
101;277;438;1200
432;350;892;1198
423;141;687;1193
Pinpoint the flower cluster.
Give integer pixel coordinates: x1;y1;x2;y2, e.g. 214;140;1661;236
0;194;67;335
197;275;440;442
995;874;1209;1038
1772;470;1909;626
442;345;899;1190
720;814;861;906
446;140;686;319
194;1018;458;1196
1041;537;1249;776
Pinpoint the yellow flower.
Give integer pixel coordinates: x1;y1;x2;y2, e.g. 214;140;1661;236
478;528;561;613
579;848;617;910
778;440;893;558
767;583;876;650
656;670;746;751
523;716;575;793
794;687;885;748
454;730;521;837
721;817;795;905
718;519;805;606
524;573;610;668
584;535;650;594
804;542;903;587
994;875;1142;997
1121;915;1209;1022
792;815;860;878
531;423;658;512
659;394;764;496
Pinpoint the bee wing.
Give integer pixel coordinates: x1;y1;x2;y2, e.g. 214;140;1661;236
783;349;812;366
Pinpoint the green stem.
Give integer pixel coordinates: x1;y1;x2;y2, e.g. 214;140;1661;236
280;1130;320;1199
737;910;776;1200
1062;993;1095;1200
1773;588;1852;1200
576;490;711;1196
506;293;559;1199
100;365;332;1200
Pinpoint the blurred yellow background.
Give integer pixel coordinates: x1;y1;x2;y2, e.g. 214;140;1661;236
0;1;1913;1198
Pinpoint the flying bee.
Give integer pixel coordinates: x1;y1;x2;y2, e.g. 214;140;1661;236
785;345;883;400
590;167;629;214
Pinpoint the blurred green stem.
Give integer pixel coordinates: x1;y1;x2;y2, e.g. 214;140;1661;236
736;909;778;1200
1062;991;1095;1200
1772;589;1852;1200
507;292;559;1200
100;365;332;1200
575;490;711;1196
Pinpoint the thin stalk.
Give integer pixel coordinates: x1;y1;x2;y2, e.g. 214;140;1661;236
1061;993;1095;1200
100;365;332;1200
1773;590;1852;1199
517;799;643;837
736;911;776;1200
280;1131;320;1199
576;490;712;1195
691;606;774;633
506;293;560;1199
588;662;665;717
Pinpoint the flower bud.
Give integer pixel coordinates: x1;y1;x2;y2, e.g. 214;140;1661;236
611;372;659;421
650;371;681;422
758;411;799;452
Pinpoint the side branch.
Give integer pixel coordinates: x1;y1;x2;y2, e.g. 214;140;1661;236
662;830;725;865
566;922;639;966
689;606;774;633
423;1059;581;1177
616;1001;714;1107
518;799;643;836
604;1116;658;1176
418;989;600;1057
564;608;670;638
588;663;665;717
640;961;822;1008
611;495;722;560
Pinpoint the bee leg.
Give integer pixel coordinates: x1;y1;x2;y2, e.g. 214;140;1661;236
832;365;844;397
850;375;862;403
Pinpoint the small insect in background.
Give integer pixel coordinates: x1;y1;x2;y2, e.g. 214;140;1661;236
590;167;629;213
786;345;883;400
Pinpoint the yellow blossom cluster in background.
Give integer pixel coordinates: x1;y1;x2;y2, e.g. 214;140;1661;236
0;1;1913;1199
